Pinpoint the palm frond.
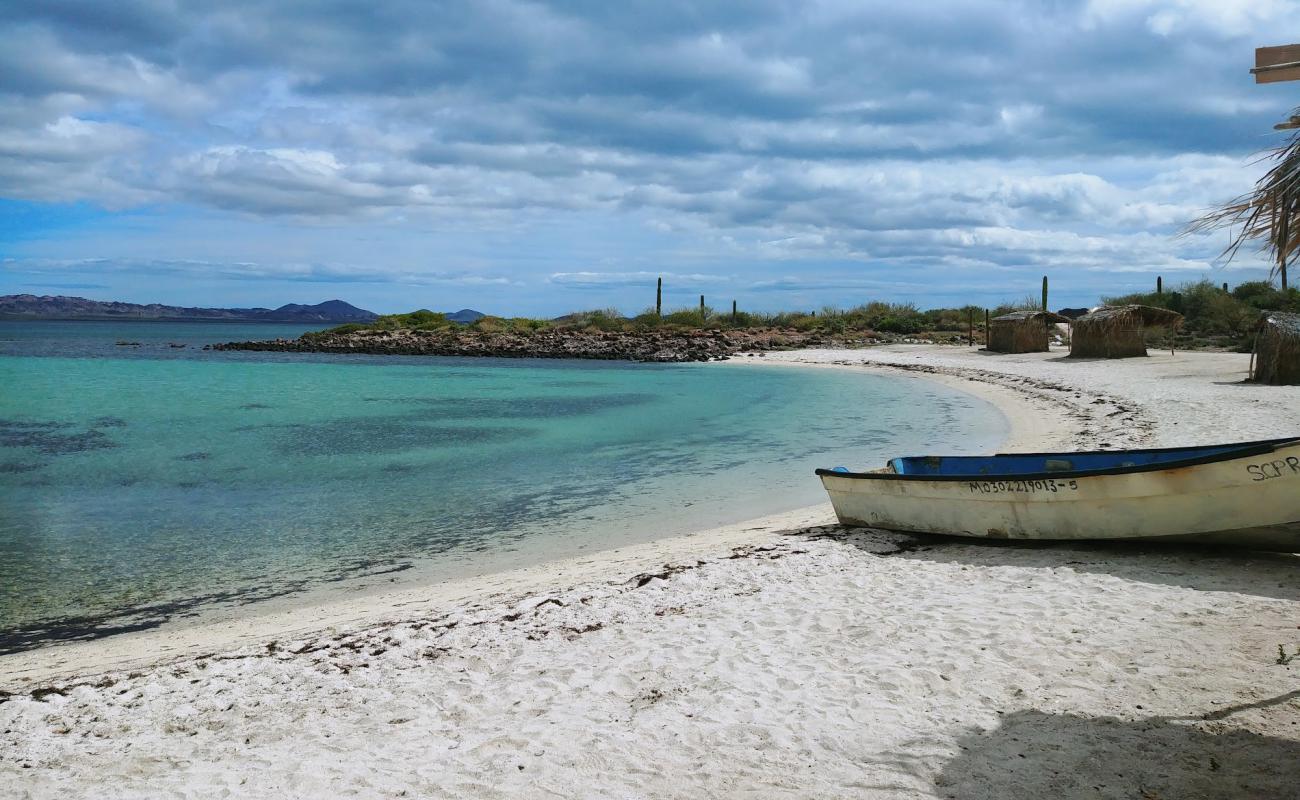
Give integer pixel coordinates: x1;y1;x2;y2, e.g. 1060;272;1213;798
1187;107;1300;281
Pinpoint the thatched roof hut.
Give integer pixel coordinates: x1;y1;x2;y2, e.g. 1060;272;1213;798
1068;305;1183;359
1251;311;1300;385
987;310;1071;354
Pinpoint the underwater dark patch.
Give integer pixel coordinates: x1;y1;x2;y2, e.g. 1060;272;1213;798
0;420;119;455
270;418;537;456
395;393;655;421
239;403;272;410
91;416;128;428
541;380;607;388
0;461;45;474
175;451;212;462
0;419;72;433
229;424;270;432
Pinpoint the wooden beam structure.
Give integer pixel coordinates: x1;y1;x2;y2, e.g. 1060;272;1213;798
1253;44;1300;84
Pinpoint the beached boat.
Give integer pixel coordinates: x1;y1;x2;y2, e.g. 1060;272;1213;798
817;437;1300;551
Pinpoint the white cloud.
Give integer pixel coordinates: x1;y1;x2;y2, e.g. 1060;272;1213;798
0;0;1293;309
1085;0;1292;38
549;271;731;287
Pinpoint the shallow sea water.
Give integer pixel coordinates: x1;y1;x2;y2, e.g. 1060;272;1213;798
0;320;1007;650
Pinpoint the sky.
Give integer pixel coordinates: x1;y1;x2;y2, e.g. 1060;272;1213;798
1;0;1297;316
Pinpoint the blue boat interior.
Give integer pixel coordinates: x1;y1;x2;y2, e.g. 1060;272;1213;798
885;443;1266;477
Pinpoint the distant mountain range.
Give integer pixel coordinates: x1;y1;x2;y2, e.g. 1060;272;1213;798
0;295;379;323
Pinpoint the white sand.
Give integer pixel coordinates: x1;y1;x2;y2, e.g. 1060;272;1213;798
743;345;1300;450
3;346;1298;799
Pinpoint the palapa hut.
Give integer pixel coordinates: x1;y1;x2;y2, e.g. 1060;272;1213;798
1068;305;1183;359
1250;311;1300;385
987;310;1071;353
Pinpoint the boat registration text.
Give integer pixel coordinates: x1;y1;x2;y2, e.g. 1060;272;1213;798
968;479;1079;495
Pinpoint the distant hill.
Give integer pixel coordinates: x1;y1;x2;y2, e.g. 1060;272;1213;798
261;300;379;322
0;295;378;323
445;308;486;323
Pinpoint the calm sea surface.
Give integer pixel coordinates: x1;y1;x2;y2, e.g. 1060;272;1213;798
0;320;1007;651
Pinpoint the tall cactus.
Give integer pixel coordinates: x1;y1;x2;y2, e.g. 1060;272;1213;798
1041;275;1048;310
656;277;662;317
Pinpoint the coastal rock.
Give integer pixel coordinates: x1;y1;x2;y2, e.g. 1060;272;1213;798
206;328;832;363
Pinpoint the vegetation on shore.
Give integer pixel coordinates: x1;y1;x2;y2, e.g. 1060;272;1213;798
307;301;1036;343
1105;280;1300;350
307;279;1299;351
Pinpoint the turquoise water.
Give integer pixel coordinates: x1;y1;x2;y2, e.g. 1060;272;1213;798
0;321;1007;652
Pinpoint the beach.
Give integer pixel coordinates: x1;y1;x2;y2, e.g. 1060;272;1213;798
3;346;1298;798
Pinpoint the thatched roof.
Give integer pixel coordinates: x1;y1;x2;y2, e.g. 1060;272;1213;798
1255;310;1300;336
991;310;1071;324
1252;311;1300;384
1073;305;1184;328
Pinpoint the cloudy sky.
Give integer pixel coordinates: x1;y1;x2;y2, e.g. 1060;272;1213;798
1;0;1296;315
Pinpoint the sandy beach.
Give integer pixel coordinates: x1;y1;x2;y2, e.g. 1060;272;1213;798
3;346;1298;798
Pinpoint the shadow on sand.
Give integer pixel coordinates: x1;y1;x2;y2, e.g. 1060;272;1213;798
933;705;1300;799
813;528;1298;602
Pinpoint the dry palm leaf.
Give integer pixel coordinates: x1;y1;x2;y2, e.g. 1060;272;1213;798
1188;108;1300;285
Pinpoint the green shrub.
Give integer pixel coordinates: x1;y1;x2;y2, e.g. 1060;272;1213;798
874;315;925;334
315;323;370;336
1233;281;1300;312
373;309;449;331
1103;279;1271;348
553;308;629;332
838;301;926;334
469;315;509;333
789;314;822;332
508;317;551;332
725;311;768;328
662;308;708;327
1182;282;1254;335
922;307;974;331
632;310;664;329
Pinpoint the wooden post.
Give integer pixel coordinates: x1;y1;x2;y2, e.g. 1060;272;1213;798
1041;276;1048;310
731;300;737;323
1156;275;1162;294
656;277;662;318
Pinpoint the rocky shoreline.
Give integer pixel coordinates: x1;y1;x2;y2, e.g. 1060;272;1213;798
205;327;899;362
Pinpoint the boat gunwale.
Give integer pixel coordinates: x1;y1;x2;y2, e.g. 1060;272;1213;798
815;436;1300;483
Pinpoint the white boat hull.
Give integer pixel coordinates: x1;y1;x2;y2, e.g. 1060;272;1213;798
819;440;1300;552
